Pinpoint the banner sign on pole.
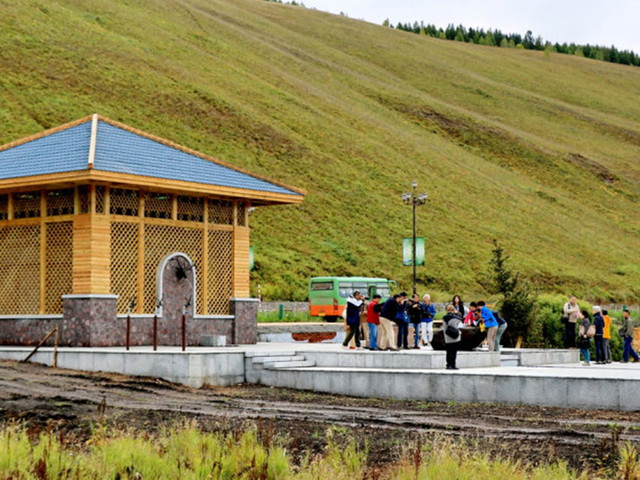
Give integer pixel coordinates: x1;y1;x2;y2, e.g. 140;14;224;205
402;237;425;266
249;246;255;271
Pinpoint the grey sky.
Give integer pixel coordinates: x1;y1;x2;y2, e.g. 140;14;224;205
305;1;640;53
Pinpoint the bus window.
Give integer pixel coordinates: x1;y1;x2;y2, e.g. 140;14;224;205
310;281;333;291
338;282;352;298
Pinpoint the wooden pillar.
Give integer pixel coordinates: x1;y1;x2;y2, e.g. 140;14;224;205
202;200;209;315
72;208;111;295
39;192;46;314
232;201;250;298
137;195;145;313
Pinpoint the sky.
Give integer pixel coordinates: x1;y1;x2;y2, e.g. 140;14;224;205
304;0;640;54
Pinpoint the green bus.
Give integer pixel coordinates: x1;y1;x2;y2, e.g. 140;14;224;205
308;276;396;322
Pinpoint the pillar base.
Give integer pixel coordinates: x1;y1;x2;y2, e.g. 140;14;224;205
62;294;119;346
230;298;259;344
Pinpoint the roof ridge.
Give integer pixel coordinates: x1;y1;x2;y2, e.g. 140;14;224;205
95;115;307;196
0;115;94;154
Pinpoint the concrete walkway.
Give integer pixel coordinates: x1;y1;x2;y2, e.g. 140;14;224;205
2;343;639;410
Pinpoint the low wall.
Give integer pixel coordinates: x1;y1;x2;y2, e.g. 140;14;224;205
259;302;309;313
0;315;234;347
0;347;245;388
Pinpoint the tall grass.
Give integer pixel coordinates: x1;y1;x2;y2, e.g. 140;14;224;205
2;423;637;479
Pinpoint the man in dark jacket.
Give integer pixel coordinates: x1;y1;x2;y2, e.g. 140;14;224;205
379;293;405;351
593;306;605;364
342;291;364;349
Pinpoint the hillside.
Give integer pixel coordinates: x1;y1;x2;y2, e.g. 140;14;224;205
1;0;639;301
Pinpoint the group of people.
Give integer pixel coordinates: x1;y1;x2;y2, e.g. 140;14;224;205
342;292;508;369
563;296;638;365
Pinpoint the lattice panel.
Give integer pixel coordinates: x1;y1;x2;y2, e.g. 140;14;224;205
13;192;40;219
110;188;139;216
111;222;139;313
144;193;172;219
143;224;204;314
46;189;74;216
0;195;7;220
45;222;73;314
207;229;233;314
177;196;204;222
208;199;233;225
95;186;105;213
236;202;246;226
77;185;90;214
0;225;40;314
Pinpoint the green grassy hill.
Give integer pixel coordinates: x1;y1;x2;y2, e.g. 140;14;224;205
1;0;639;301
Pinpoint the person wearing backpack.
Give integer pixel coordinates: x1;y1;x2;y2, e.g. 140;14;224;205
442;304;463;370
620;307;639;363
578;310;592;366
593;306;605;364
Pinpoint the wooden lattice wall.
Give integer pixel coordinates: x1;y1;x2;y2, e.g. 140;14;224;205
0;189;75;314
0;187;246;316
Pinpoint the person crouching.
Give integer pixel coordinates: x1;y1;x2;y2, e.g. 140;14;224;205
443;304;463;370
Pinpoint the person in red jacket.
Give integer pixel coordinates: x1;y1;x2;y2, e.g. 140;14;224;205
366;295;382;350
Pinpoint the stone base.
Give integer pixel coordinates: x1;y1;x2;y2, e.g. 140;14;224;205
230;298;259;344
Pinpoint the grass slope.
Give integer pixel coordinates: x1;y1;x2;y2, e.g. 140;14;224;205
1;0;639;301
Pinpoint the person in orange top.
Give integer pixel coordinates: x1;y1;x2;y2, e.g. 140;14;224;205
602;309;612;364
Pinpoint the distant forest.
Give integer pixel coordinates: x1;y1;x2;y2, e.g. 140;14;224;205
387;21;640;67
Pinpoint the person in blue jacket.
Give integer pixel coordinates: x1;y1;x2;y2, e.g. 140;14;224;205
477;301;498;351
395;293;410;349
342;291;364;349
421;294;437;347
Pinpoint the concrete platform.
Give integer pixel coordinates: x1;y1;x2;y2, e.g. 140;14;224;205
3;344;637;411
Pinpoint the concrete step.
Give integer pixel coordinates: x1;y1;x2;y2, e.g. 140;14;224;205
252;355;305;364
244;350;296;358
500;354;520;367
264;360;316;369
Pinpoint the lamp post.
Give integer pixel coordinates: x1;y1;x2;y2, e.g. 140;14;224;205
402;181;428;295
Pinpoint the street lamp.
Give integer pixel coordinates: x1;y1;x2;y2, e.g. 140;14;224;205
402;181;428;295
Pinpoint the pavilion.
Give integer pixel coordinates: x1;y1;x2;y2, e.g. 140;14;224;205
0;114;304;346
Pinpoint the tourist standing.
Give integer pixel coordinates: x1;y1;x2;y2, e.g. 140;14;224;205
563;296;581;348
442;304;463;370
602;309;612;363
421;294;436;347
578;310;591;365
408;294;423;349
452;295;465;317
366;294;382;351
396;294;410;350
593;306;605;364
478;301;498;351
621;307;639;363
379;294;402;351
342;291;364;349
493;311;508;352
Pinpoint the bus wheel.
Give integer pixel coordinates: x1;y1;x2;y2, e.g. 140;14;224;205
324;316;339;323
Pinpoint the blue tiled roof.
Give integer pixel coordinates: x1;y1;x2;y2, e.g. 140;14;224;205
0;122;91;179
94;122;299;196
0;118;301;197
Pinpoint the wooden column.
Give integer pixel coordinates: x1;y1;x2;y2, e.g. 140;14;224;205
232;201;250;298
202;200;209;315
72;209;111;295
39;192;46;314
136;195;145;313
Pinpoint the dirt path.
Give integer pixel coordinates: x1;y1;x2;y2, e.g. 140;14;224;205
1;360;638;470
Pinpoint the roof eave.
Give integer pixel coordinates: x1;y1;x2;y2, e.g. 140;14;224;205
0;170;305;206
